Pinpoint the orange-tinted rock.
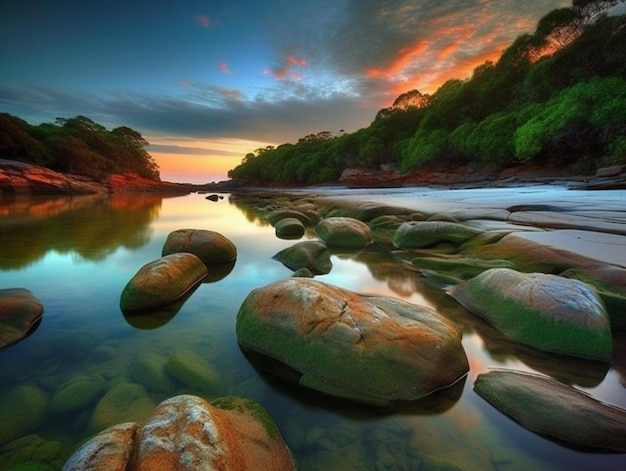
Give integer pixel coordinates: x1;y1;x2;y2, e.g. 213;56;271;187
162;229;237;264
0;288;44;350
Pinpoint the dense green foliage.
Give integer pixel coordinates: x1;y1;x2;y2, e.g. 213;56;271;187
0;114;160;180
229;0;626;184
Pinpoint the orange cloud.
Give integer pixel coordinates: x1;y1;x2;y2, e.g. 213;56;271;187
270;52;309;81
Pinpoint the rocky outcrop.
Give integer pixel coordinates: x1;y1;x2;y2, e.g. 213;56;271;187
450;268;613;362
236;278;468;407
119;253;208;312
339;167;406;188
63;395;296;471
315;217;372;249
161;229;238;265
474;369;626;451
0;159;193;194
0;288;44;350
393;220;483;249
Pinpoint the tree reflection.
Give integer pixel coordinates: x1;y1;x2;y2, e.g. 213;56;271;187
0;194;167;269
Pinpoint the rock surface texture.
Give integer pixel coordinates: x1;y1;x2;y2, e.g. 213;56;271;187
236;278;469;406
315;217;372;249
0;288;44;350
62;395;296;471
450;268;613;362
474;369;626;452
161;228;237;264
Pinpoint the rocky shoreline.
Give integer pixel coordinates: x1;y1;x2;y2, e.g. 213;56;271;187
2;158;625;196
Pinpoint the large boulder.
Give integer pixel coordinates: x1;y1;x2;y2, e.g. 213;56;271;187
63;395;296;470
272;240;332;275
393;221;483;249
161;228;237;264
0;288;44;350
120;253;208;312
236;278;468;407
449;268;612;362
315;217;371;249
474;369;626;452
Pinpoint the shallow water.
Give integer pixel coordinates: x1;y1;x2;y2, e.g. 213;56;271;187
0;190;625;470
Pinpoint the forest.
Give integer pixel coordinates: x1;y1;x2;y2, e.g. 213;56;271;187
228;0;626;185
0;114;160;180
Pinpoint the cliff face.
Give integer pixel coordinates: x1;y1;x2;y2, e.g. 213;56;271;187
0;159;193;195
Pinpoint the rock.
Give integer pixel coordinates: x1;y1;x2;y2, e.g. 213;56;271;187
274;217;305;239
88;383;156;434
0;434;66;471
64;395;296;470
0;288;44;350
50;373;105;416
474;369;626;452
236;278;469;406
62;422;138;471
272;240;332;275
164;350;222;397
449;268;613;362
595;164;625;177
326;201;413;222
411;254;517;282
161;228;237;264
0;385;48;446
119;253;208;312
128;353;178;395
393;221;483;249
315;217;372;249
267;209;310;226
106;173;191;194
339;167;406;188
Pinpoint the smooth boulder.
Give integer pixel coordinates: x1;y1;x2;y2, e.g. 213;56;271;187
474;369;626;452
450;268;612;362
236;278;468;406
120;253;208;312
162;228;237;264
63;395;296;470
393;221;483;249
0;288;44;350
272;240;332;275
315;217;371;249
274;217;305;239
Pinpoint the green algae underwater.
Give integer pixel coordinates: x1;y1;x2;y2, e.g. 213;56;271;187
1;189;625;471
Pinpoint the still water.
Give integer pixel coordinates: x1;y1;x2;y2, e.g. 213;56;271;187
0;191;625;470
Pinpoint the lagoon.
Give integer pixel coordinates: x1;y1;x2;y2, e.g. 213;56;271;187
0;187;625;470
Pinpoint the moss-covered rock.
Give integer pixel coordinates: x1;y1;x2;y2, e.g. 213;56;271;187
164;350;222;397
315;217;371;249
0;288;44;350
50;373;105;416
450;268;612;362
267;209;310;226
411;254;516;283
88;383;155;434
161;228;237;264
272;240;332;275
274;217;305;239
0;434;66;471
119;253;208;312
236;278;468;407
474;369;626;451
393;221;483;249
128;353;178;395
0;385;48;446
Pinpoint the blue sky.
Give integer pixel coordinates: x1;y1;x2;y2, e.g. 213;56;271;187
0;0;594;182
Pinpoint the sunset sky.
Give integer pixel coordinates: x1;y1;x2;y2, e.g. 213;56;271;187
1;0;601;183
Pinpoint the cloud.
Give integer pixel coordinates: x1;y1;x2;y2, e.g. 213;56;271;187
218;61;232;74
194;14;213;28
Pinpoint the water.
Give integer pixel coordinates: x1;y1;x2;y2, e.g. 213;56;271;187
0;190;625;470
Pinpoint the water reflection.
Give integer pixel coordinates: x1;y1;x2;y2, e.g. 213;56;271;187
0;194;163;268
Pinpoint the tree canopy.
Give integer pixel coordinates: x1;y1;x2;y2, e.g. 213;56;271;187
0;114;160;180
229;0;626;184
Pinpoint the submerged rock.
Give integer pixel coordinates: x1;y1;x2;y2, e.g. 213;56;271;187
0;385;48;446
450;268;613;362
164;350;222;397
0;288;44;350
88;383;155;434
474;369;626;452
50;373;105;416
161;228;237;264
236;278;468;407
315;217;372;249
119;253;208;312
63;395;296;470
393;221;483;249
272;240;332;275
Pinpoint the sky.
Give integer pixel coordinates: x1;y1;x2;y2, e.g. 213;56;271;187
0;0;597;183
